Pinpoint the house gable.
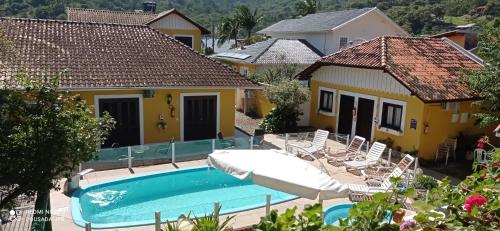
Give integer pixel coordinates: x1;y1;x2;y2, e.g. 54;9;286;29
148;13;198;30
312;66;411;96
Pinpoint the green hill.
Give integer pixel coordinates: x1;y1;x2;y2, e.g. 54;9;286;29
0;0;498;35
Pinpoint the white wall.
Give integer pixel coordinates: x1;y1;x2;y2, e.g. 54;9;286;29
263;10;407;55
150;13;198;30
313;66;411;95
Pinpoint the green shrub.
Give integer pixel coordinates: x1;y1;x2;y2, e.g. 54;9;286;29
413;175;438;190
259;107;301;133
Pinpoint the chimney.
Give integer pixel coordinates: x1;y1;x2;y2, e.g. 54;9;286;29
143;1;157;13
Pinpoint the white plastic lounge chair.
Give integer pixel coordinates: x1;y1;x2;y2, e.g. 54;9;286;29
346;154;415;201
286;129;330;158
344;142;386;170
327;136;366;163
361;154;415;181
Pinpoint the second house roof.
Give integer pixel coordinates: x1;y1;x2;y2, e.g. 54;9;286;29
213;39;324;65
298;36;483;102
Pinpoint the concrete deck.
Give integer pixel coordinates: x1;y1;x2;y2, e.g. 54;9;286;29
48;133;442;230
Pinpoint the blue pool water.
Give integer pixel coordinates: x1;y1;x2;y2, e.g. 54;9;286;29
72;166;297;228
324;203;353;226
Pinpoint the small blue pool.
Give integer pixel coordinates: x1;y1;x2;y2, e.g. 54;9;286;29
72;166;297;228
324;203;353;225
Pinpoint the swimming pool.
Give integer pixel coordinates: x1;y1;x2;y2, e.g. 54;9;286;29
324;203;353;226
72;166;297;228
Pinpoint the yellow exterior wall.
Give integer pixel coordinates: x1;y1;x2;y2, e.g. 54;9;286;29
309;79;425;156
309;79;491;160
157;28;202;51
255;89;275;117
418;101;490;157
75;89;235;144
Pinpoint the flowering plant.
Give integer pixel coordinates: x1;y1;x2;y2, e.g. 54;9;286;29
463;194;487;213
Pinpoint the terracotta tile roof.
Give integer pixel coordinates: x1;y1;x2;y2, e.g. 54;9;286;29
66;8;157;25
299;36;482;102
66;8;210;34
0;18;257;89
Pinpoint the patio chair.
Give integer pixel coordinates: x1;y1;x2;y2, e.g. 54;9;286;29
343;142;386;170
346;154;414;201
361;154;415;181
434;143;451;166
285;129;330;158
326;136;366;163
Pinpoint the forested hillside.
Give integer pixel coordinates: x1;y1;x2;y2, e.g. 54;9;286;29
0;0;498;35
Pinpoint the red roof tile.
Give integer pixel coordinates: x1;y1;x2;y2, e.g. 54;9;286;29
66;8;210;34
0;18;257;89
299;37;482;102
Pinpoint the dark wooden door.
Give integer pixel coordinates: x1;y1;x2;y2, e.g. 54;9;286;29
355;98;375;140
184;96;217;141
99;98;140;148
337;95;355;136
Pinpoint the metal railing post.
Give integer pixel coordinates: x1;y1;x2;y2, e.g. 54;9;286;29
127;146;132;169
214;202;220;213
346;134;350;147
365;141;370;154
285;133;289;151
250;136;254;150
266;194;271;215
414;157;419;174
171;143;176;164
388;149;392;167
155;211;161;231
212;139;216;152
85;223;91;231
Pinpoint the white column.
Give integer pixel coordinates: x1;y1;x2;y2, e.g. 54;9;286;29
250;136;254;150
127;146;132;169
266;194;271;215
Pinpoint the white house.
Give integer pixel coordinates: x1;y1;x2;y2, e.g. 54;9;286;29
259;7;408;55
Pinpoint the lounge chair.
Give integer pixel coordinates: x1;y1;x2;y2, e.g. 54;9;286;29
344;142;386;170
361;154;415;181
286;129;330;158
326;136;366;163
346;154;415;201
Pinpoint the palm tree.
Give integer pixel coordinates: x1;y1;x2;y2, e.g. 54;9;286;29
295;0;320;17
217;16;240;48
235;5;263;39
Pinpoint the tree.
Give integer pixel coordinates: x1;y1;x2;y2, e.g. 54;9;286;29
464;24;499;127
234;5;263;39
257;59;310;133
295;0;320;17
217;16;240;47
0;74;114;209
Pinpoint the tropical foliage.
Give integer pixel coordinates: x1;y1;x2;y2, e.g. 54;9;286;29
464;24;499;127
253;61;310;133
1;1;498;35
235;5;263;39
255;203;336;231
0;74;114;209
295;0;321;17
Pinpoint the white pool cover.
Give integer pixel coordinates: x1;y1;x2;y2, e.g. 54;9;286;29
207;149;348;200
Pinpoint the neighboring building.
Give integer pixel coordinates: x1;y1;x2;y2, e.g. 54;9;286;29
66;5;210;51
298;36;487;160
259;7;408;55
212;38;323;121
202;38;233;54
0;18;258;147
431;30;478;50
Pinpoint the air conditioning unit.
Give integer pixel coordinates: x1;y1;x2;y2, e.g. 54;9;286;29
441;102;459;112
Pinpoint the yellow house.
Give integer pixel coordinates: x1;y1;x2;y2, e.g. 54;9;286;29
0;18;257;148
66;6;210;52
212;38;323;119
298;36;488;160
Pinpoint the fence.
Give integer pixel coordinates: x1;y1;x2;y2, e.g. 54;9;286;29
83;136;258;171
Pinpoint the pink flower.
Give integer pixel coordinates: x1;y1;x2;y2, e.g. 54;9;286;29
463;195;487;213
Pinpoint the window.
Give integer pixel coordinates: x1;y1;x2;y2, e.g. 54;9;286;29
239;67;249;77
174;36;193;48
381;102;403;131
318;88;335;115
339;37;349;49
